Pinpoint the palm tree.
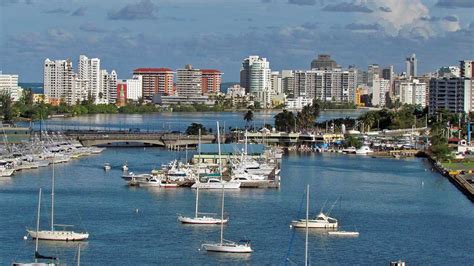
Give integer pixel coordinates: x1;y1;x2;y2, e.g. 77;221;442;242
244;110;254;129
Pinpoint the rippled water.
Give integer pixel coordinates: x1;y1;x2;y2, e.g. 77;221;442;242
1;148;473;265
27;110;367;132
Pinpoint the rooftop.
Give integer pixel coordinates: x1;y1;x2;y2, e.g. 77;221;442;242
133;68;173;73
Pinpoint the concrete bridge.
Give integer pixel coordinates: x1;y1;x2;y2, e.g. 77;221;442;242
65;132;216;148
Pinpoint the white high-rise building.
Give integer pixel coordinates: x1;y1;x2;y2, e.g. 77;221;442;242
371;74;390;107
44;58;75;105
406;54;418;78
460;60;473;78
0;73;23;101
293;68;356;103
399;79;427;107
125;75;143;101
240;56;272;108
176;64;202;97
78;55;101;103
100;69;117;104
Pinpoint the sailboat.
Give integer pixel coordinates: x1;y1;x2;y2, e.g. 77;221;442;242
191;122;241;190
26;159;89;241
13;189;60;266
178;129;228;224
201;122;253;253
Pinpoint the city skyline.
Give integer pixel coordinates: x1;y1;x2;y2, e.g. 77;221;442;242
1;0;473;82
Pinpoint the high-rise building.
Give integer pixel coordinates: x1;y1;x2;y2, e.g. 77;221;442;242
310;54;338;70
271;71;282;95
399;79;427;107
133;68;175;99
406;54;418;78
293;68;356;103
176;64;202;97
100;70;117;104
44;58;75;105
0;73;23;101
201;69;222;95
117;76;142;102
281;70;295;98
371;74;390;107
428;78;474;114
367;64;380;87
240;56;272;107
460;60;474;78
429;77;474;114
78;55;101;103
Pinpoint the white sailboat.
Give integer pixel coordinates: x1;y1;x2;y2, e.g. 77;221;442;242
178;129;227;224
201;122;253;253
27;159;89;241
13;189;59;266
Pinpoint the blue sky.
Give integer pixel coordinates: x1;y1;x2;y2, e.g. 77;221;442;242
0;0;473;82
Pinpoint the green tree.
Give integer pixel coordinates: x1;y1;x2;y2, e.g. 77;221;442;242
243;110;254;128
274;110;296;132
186;123;208;135
345;135;362;149
0;92;14;122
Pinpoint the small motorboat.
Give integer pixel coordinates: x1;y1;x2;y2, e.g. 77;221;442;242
122;162;129;172
291;212;338;229
327;231;359;237
104;163;111;171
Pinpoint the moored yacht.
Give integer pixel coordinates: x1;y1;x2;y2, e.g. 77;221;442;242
291;212;338;229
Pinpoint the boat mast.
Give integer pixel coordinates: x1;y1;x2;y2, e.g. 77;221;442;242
305;184;309;266
217;122;224;245
51;155;55;232
77;245;81;266
35;188;42;263
195;129;201;218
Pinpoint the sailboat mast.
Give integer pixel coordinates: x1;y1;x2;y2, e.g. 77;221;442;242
220;182;225;245
35;188;42;263
77;245;81;266
51;156;55;232
195;128;201;218
217;122;225;245
305;185;309;266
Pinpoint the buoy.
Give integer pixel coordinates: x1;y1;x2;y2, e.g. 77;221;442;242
135;208;139;213
23;236;27;240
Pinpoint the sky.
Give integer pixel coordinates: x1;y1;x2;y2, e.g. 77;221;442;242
0;0;473;82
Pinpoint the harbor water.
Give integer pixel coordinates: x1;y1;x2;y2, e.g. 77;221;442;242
1;148;473;264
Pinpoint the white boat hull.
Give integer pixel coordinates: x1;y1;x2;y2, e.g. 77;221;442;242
0;168;15;177
202;243;252;253
27;229;89;241
191;182;240;189
328;231;359;237
178;216;228;224
291;219;338;229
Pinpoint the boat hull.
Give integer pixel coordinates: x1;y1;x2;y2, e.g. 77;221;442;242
328;231;359;237
191;182;240;189
178;216;228;224
291;220;338;229
202;243;252;253
27;229;89;241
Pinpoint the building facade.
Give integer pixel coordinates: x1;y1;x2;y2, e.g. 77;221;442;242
133;68;174;99
310;54;338;70
429;77;474;114
460;60;474;78
240;56;272;107
201;69;222;95
44;58;75;105
176;65;202;97
100;69;117;104
78;55;101;104
0;73;23;101
371;74;390;107
117;75;142;101
293;68;356;103
399;79;427;107
406;54;418;78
